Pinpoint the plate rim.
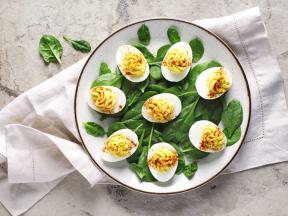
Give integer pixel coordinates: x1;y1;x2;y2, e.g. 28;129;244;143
74;18;251;195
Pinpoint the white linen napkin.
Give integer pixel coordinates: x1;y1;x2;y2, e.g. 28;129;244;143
1;7;288;216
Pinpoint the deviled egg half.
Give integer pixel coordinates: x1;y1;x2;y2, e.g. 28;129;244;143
102;129;139;162
141;93;182;123
87;86;126;114
116;45;149;82
189;120;227;153
196;67;232;100
161;42;192;82
147;142;178;182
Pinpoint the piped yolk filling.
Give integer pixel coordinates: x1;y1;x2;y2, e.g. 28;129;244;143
207;68;231;98
163;48;192;73
120;52;146;76
200;125;225;151
144;98;174;122
91;86;116;113
103;134;136;157
148;147;178;172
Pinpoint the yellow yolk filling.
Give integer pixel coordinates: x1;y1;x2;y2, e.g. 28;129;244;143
103;134;136;157
207;68;231;98
200;125;225;151
163;48;192;73
148;147;178;172
144;98;174;122
91;86;116;114
120;52;146;76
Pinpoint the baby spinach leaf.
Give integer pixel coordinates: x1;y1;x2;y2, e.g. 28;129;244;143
137;24;151;45
63;35;91;53
183;162;198;179
91;73;122;88
224;127;241;146
189;38;204;63
121;78;133;95
138;78;150;93
155;44;171;61
127;129;145;163
181;140;209;160
133;43;155;62
150;66;162;80
147;84;166;93
107;122;126;136
186;60;222;91
171;143;185;175
195;98;223;125
163;86;182;96
39;35;63;64
126;89;142;107
163;97;199;143
99;62;112;75
167;26;181;44
222;99;243;137
83;122;105;137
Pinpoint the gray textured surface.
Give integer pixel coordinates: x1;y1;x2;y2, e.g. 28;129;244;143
1;0;288;215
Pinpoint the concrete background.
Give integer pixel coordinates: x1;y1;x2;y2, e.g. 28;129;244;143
1;0;288;215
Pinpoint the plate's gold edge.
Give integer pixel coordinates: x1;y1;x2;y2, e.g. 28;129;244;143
73;18;252;195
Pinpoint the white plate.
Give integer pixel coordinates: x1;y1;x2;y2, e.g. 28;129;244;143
74;19;251;194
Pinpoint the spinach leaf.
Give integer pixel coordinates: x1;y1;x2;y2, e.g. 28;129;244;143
224;127;241;146
63;35;91;53
155;44;171;61
195;98;223;125
133;43;155;62
181;140;209;160
167;26;181;44
189;38;204;63
171;143;185;175
39;35;63;64
130;146;156;182
126;89;142;107
162;97;199;143
121;78;132;95
150;66;162;80
147;84;166;93
83;122;105;137
163;86;182;96
107;122;126;136
99;62;112;75
221;99;243;137
137;24;151;45
186;60;222;91
127;129;145;163
183;162;198;179
138;78;149;93
91;73;122;88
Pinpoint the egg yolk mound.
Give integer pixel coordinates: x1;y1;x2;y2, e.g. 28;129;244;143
207;68;231;98
120;52;146;76
144;98;174;122
200;125;225;152
91;86;116;113
103;134;136;157
148;147;178;172
163;48;192;73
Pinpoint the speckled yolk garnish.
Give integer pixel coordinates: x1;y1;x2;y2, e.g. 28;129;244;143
144;98;174;122
200;125;225;152
163;48;192;73
207;67;231;98
91;86;116;114
148;147;178;172
103;134;136;157
120;52;146;76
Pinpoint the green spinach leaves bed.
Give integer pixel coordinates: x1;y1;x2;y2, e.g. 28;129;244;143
83;24;244;182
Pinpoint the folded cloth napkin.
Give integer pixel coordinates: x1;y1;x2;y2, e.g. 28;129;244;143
1;7;288;216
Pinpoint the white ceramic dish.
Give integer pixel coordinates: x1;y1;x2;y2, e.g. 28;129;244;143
74;19;251;194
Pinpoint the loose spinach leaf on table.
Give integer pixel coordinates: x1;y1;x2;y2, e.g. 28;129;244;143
99;62;112;75
91;73;122;88
186;60;222;91
63;35;91;53
133;43;155;62
167;26;181;44
83;122;106;137
221;99;243;137
149;66;162;80
155;44;171;61
183;162;198;179
39;35;63;64
189;38;204;63
137;24;151;45
224;127;241;146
